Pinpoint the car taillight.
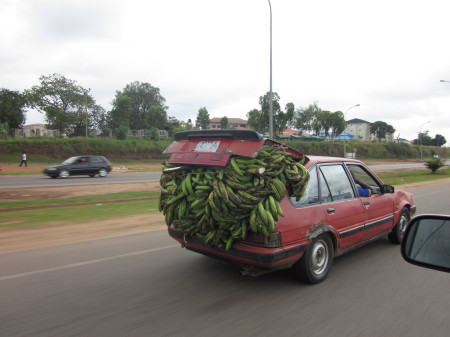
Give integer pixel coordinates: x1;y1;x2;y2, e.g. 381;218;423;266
244;232;281;248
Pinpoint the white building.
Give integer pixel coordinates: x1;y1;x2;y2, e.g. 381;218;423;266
345;118;394;142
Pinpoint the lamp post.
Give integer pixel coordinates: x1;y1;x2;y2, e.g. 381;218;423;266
268;0;273;140
342;104;360;158
85;88;90;137
419;120;431;159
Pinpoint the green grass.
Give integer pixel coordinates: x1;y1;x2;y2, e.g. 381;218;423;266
0;198;160;229
378;167;450;186
0;191;160;210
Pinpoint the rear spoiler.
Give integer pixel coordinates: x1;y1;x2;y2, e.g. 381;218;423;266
174;130;263;141
164;130;307;167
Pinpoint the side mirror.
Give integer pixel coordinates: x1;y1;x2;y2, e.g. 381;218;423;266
401;215;450;273
382;185;394;193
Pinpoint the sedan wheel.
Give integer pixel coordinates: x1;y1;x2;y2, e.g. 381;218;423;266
59;169;70;178
388;208;410;244
98;168;108;177
292;234;334;284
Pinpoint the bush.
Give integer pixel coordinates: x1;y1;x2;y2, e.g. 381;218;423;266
424;158;445;174
115;126;128;140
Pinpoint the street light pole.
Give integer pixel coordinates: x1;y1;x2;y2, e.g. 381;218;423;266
85;88;90;137
342;104;360;158
419;120;431;159
268;0;273;140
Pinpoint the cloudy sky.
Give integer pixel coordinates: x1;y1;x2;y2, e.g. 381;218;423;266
1;0;450;141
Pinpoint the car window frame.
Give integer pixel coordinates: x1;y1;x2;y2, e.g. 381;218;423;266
344;163;383;196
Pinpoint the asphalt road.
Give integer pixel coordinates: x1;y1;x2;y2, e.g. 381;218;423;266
0;161;443;188
1;182;450;337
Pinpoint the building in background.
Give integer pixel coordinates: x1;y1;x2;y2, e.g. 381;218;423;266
15;123;58;137
344;118;394;142
209;117;248;130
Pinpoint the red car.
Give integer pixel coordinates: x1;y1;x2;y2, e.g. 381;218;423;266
164;130;416;283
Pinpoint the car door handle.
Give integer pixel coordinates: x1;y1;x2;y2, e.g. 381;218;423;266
363;201;370;205
326;208;335;213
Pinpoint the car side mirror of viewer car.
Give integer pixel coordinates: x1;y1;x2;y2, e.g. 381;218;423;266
401;215;450;273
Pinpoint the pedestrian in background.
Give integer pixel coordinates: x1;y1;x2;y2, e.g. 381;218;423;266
19;151;27;167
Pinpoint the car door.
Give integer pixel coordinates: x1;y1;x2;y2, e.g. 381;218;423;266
318;164;366;251
346;164;395;242
71;156;90;175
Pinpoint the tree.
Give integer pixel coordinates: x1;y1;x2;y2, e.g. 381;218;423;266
294;102;321;134
412;132;432;146
25;74;94;136
0;121;9;138
165;116;181;136
110;93;132;129
0;89;27;131
431;134;446;147
91;105;110;136
370;121;395;142
146;105;167;130
195;107;210;130
246;92;295;135
220;116;229;129
118;81;167;130
329;111;345;138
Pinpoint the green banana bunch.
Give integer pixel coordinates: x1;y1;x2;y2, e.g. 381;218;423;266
159;144;310;251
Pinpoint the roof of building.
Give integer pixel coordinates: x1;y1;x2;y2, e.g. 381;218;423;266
346;118;370;124
210;117;248;124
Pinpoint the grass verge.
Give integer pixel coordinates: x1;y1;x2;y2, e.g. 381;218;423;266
378;168;450;186
0;199;160;229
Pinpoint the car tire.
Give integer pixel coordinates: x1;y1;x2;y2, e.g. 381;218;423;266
388;207;410;244
89;173;96;177
98;168;108;177
292;234;334;284
59;169;70;178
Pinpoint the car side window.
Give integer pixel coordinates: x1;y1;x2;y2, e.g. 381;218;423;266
319;165;355;201
347;164;381;195
290;167;319;207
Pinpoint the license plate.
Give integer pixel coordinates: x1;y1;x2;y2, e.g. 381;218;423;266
194;141;221;152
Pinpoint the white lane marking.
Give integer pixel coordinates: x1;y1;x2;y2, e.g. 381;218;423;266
0;244;179;281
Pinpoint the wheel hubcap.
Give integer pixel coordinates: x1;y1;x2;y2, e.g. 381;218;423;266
311;240;328;275
99;169;106;177
399;215;408;236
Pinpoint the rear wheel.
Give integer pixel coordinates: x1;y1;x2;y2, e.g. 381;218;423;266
388;208;410;244
292;234;334;284
59;169;69;178
98;168;108;177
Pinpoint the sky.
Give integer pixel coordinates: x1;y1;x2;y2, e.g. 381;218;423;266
1;0;450;141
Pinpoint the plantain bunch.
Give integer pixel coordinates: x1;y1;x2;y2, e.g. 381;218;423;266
159;145;309;251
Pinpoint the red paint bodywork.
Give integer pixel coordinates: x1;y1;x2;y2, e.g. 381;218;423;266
165;136;416;275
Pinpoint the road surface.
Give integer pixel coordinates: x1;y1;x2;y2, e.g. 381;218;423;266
1;181;449;336
1;161;444;188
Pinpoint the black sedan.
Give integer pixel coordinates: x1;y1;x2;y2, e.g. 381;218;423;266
43;155;113;178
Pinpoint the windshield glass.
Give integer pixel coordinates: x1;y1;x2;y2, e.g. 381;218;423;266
61;157;78;165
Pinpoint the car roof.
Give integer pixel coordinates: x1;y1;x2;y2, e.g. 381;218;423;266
305;155;363;165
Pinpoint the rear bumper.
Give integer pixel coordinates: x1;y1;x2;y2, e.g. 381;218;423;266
168;226;308;272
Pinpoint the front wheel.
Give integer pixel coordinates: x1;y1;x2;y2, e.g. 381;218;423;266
98;168;108;177
388;208;410;244
59;169;70;178
292;234;334;284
